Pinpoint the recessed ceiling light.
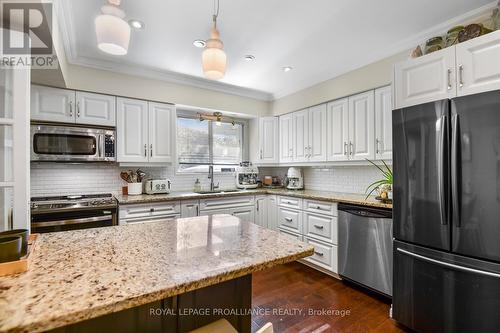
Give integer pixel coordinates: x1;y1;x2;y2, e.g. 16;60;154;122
282;66;293;72
193;40;206;48
128;19;145;30
244;55;255;61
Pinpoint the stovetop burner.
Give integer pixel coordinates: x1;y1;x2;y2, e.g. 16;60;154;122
31;193;117;213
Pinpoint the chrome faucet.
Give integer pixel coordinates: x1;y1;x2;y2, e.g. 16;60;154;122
208;165;220;192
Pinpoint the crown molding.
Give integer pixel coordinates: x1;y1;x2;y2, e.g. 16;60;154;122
272;1;498;99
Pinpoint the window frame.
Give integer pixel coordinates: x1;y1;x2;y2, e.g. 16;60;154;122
175;110;249;175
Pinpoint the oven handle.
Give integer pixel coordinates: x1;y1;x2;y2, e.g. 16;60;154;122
32;215;113;227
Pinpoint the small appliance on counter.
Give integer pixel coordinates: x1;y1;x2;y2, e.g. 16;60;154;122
235;162;259;189
286;167;304;190
144;179;171;194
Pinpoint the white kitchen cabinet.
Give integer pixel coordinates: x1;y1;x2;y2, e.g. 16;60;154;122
181;200;199;218
304;212;338;245
117;98;175;164
257;117;279;164
119;201;181;225
374;86;392;160
348;90;375;161
266;195;278;231
303;237;338;273
231;206;255;222
394;47;456;108
255;195;267;227
326;98;349;162
278;206;302;233
199;196;255;223
31;85;75;123
293;109;309;162
455;30;500;97
75;91;116;127
308;104;327;162
148;102;175;163
279;114;294;163
116;98;149;163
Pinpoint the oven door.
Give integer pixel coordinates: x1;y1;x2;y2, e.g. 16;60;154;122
31;125;105;162
31;208;117;233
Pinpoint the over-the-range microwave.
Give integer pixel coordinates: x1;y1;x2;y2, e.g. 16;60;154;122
30;124;116;162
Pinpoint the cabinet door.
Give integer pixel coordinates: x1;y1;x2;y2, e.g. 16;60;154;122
374;86;393;160
456;30;500;97
279;114;294;163
254;196;267;227
116;98;149;163
348;90;375;161
293;109;309;162
326;98;349;161
308;104;327;162
148;102;175;163
31;85;75;123
266;195;278;231
231;206;255;223
75;91;116;127
258;117;279;164
394;47;456;108
181;200;199;218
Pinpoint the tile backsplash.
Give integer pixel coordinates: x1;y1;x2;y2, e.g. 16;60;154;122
31;164;384;197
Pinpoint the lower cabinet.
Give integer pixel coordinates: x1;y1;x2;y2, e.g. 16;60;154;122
180;200;199;218
119;201;181;225
303;237;338;273
254;195;278;230
199;196;255;223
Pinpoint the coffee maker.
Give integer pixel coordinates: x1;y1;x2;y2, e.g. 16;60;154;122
286;167;304;190
235;162;259;189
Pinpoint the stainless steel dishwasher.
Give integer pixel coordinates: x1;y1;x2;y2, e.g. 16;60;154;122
338;203;393;297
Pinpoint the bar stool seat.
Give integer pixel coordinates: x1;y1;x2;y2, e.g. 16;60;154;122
188;319;238;333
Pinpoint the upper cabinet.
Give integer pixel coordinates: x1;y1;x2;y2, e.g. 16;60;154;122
116;97;175;164
257;117;279;164
348;90;375;161
308;104;327;162
31;85;116;127
394;47;456;109
394;30;500;108
326;98;349;162
374;86;392;160
279;114;294;163
292;109;309;162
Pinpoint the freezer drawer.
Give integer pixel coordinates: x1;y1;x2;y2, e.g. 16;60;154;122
394;240;500;333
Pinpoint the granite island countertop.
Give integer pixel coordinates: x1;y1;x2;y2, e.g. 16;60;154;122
115;188;392;209
0;215;313;333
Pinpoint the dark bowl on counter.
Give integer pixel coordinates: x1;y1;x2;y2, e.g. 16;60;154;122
0;236;22;263
0;229;29;256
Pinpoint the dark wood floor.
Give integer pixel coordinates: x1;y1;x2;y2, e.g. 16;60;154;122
251;262;409;333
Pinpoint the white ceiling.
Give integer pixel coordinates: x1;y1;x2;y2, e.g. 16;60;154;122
61;0;492;100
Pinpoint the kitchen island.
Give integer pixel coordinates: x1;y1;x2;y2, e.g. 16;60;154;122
0;215;313;333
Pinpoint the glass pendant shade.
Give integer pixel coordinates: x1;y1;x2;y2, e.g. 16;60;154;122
95;4;130;56
202;28;227;80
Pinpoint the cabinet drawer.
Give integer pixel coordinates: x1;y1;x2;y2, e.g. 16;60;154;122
121;214;180;225
278;228;302;241
303;237;338;273
304;212;338;244
200;196;254;210
278;196;302;209
120;201;180;219
304;200;337;216
278;207;302;232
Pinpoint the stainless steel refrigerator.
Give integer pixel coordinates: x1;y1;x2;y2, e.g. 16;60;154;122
393;90;500;333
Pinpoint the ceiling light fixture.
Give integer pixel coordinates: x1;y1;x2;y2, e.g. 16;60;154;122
244;55;255;61
129;19;145;30
193;40;206;48
283;66;293;72
95;0;131;55
202;0;227;80
197;111;234;127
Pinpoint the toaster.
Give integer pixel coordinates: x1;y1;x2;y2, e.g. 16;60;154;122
144;179;171;194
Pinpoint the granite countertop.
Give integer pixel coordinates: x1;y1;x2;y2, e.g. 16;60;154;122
0;216;313;333
115;188;392;209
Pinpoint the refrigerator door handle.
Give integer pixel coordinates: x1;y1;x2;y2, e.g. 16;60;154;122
451;112;461;227
437;115;448;225
397;248;500;279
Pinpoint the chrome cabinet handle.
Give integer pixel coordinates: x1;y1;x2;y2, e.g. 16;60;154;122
196;205;199;216
349;141;353;156
150;144;153;157
376;138;380;154
256;200;259;212
69;101;73;117
447;68;452;90
313;224;324;229
260;149;263;159
284;217;293;222
459;65;464;88
314;251;324;256
144;144;147;157
76;101;81;117
344;142;348;155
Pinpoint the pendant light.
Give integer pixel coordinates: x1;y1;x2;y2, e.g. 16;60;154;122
95;0;131;55
202;0;227;80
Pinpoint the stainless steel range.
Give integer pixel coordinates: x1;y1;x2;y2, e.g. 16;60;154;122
31;194;118;233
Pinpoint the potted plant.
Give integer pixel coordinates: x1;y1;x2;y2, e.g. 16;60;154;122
365;159;393;201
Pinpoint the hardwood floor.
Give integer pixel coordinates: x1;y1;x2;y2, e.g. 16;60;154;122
251;262;409;333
